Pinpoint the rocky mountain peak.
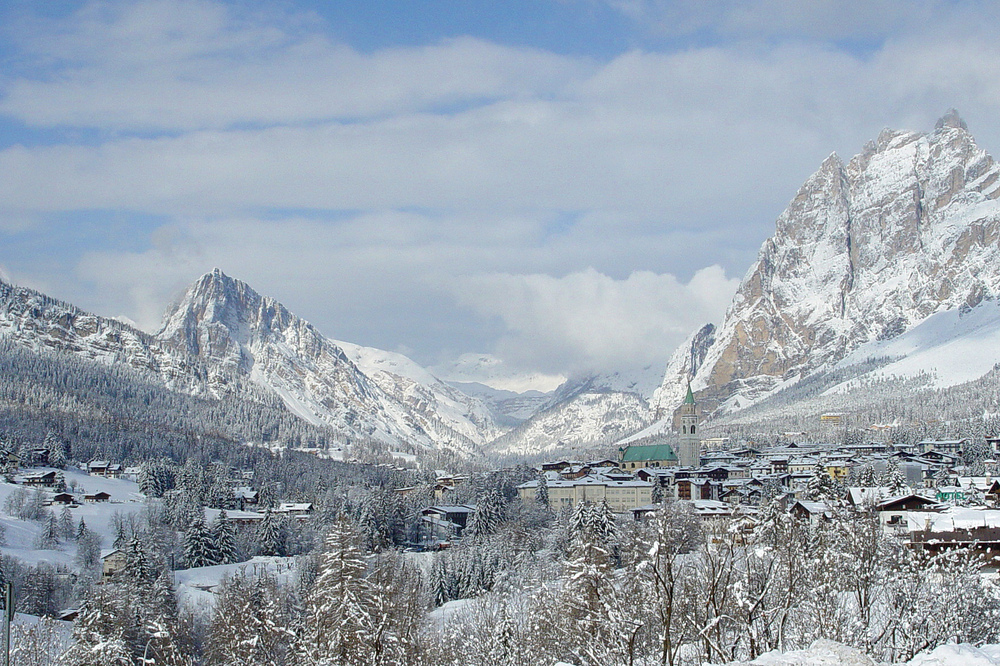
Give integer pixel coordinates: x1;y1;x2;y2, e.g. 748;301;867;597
935;108;968;132
656;114;1000;416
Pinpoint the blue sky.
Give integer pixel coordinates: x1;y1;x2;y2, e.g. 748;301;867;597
2;0;1000;389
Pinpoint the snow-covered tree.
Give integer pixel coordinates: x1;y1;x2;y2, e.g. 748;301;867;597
212;510;238;565
466;490;506;538
881;459;907;493
257;510;287;557
296;514;376;666
806;462;840;501
535;472;549;507
183;515;215;569
34;511;60;549
63;589;133;666
207;571;292;666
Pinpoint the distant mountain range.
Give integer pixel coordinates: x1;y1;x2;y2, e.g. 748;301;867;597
4;111;1000;457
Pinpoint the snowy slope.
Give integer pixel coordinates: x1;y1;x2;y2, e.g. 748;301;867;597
335;340;502;446
0;468;144;568
489;389;650;456
828;299;1000;393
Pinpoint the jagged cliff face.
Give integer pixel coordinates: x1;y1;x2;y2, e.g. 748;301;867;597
156;269;497;453
0;277;221;396
657;111;1000;414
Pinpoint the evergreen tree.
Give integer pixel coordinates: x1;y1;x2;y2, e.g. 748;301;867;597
535;472;549;507
650;478;664;504
856;463;878;487
123;535;155;584
207;571;292;666
35;511;60;549
183;516;215;569
296;515;376;666
212;510;238;565
257;510;287;557
881;460;907;493
466;489;505;538
59;505;75;540
63;589;133;666
75;527;103;574
806;462;840;501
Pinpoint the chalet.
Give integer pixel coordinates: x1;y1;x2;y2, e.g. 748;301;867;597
233;486;259;509
769;457;789;474
101;549;126;578
87;460;110;476
676;477;719;501
688;499;732;520
275;502;313;517
51;492;75;505
27;448;50;466
907;508;1000;560
58;608;81;622
846;486;894;507
21;470;57;487
791;500;834;523
630;504;659;521
205;508;265;529
876;494;941;534
618;444;678;470
540;461;574;472
918;439;969;455
84;492;111;503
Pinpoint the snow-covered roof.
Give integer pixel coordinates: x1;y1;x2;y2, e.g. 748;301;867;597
908;508;1000;532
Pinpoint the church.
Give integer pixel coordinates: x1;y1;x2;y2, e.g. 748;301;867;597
618;384;701;468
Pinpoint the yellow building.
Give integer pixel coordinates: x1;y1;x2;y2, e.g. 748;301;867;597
518;476;653;513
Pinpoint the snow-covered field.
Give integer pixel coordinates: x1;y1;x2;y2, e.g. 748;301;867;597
0;466;145;566
173;555;298;612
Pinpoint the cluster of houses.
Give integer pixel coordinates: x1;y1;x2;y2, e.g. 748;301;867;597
510;432;1000;562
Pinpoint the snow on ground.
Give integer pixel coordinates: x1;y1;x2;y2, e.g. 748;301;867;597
173;556;298;614
908;643;1000;666
425;598;475;629
830;300;1000;393
712;640;1000;665
0;467;145;567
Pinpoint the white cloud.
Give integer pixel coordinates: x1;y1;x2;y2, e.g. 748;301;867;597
452;266;739;375
0;1;585;130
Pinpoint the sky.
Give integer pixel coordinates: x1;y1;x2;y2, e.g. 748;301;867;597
2;0;1000;391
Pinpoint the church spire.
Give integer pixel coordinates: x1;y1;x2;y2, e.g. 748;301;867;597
684;381;695;405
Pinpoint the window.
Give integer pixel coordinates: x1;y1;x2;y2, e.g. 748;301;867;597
691;425;696;434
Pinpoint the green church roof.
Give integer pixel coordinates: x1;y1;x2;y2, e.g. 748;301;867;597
620;444;678;462
684;382;695;404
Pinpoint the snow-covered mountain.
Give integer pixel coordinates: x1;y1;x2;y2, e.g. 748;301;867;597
656;110;1000;416
486;366;664;456
156;269;499;454
0;276;226;398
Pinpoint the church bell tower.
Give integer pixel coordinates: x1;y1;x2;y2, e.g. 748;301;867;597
677;382;700;467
